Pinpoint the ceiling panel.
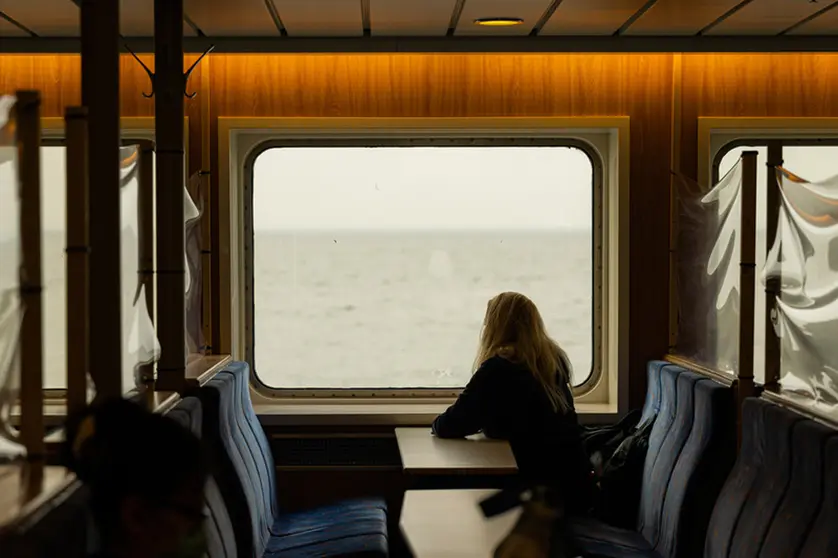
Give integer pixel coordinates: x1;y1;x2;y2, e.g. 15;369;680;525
456;0;553;36
0;0;79;36
274;0;362;36
370;0;455;36
624;0;741;35
0;16;30;36
706;0;824;35
541;0;648;35
121;0;195;36
788;6;838;35
184;0;280;36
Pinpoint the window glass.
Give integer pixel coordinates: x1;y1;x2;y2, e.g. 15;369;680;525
41;146;68;389
252;146;595;389
41;145;162;392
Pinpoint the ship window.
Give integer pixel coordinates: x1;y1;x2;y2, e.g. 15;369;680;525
36;143;163;395
247;143;600;392
702;140;838;403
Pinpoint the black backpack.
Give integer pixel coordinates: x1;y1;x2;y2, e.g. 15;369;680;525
581;409;642;470
581;411;656;529
593;418;654;528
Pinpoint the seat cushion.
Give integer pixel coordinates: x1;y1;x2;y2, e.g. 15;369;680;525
264;498;388;558
566;517;659;558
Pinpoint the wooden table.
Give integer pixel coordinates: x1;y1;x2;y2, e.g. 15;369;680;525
400;489;521;558
395;428;518;475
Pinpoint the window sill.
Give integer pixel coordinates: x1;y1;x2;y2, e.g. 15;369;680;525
254;401;618;427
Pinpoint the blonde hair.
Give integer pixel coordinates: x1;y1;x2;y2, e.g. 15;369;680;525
474;291;573;413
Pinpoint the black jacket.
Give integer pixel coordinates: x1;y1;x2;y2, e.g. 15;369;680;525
432;355;592;508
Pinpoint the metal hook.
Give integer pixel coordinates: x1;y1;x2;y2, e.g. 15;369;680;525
184;44;215;98
124;42;156;98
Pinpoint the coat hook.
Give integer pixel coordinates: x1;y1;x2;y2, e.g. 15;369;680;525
184;44;215;98
125;42;156;98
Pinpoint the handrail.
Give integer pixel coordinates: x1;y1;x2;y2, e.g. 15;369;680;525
664;354;737;387
761;387;838;431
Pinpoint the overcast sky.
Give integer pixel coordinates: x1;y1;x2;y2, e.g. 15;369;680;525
252;146;593;230
6;143;838;239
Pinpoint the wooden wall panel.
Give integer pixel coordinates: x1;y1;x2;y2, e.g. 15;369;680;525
0;52;676;409
680;53;838;182
209;53;674;408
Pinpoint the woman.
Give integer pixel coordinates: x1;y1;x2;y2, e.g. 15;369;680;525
432;291;592;512
64;398;208;558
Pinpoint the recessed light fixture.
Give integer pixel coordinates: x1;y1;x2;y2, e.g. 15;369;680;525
473;17;524;27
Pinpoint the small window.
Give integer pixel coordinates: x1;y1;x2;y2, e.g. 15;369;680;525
248;143;599;392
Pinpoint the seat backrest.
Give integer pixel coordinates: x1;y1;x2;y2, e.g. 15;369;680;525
655;378;735;558
226;361;278;520
198;371;269;558
639;360;669;427
636;364;684;537
636;365;735;558
798;435;838;557
705;397;838;558
167;396;238;558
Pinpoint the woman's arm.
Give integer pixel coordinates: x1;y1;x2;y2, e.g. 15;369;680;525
431;361;496;438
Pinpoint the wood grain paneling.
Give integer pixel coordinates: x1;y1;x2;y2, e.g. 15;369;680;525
679;54;838;182
208;53;672;408
0;51;679;409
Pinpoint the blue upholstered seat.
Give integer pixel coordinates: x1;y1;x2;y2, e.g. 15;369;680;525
704;397;838;558
568;363;735;558
639;360;668;428
167;396;238;558
196;362;388;558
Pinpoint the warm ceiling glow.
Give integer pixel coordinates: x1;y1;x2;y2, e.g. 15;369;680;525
473;17;524;27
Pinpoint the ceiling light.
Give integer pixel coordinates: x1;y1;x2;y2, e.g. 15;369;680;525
473;17;524;27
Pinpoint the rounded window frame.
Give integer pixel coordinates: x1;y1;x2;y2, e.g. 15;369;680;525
242;136;605;399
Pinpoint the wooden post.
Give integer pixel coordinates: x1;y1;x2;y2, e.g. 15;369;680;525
764;142;783;389
65;107;90;417
668;53;683;353
16;90;44;459
737;151;758;444
154;0;188;391
81;0;121;399
200;55;214;353
137;142;155;388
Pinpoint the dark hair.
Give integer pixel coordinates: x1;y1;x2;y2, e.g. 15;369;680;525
63;398;207;534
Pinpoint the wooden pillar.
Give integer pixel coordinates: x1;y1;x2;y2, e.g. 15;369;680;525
16;90;44;458
65;107;90;417
668;53;683;353
737;151;758;444
764;142;783;389
154;0;187;391
81;0;121;399
137;142;155;387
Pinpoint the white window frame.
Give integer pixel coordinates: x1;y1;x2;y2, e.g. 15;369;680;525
219;117;629;414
